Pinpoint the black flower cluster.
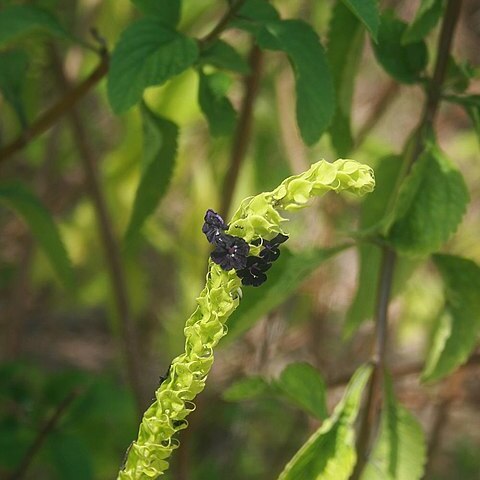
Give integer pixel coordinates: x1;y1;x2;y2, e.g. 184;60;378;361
202;209;288;287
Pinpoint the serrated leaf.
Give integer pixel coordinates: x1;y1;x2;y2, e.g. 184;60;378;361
107;19;198;114
227;245;349;340
402;0;444;44
373;12;428;84
341;0;380;42
0;182;74;288
327;3;364;156
199;40;250;74
198;71;236;136
0;5;69;46
362;376;426;480
422;254;480;382
223;376;270;402
278;364;372;480
255;19;335;145
234;0;280;33
387;146;469;256
276;362;327;420
124;104;178;248
131;0;181;26
0;50;29;127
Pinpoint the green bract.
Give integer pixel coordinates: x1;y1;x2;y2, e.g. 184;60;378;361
117;159;375;480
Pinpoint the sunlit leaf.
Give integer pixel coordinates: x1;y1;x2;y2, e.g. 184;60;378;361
0;5;69;46
362;375;426;480
198;71;236;136
131;0;181;26
422;254;480;382
373;12;428;84
227;245;349;340
108;19;198;113
255;19;334;145
327;3;364;156
275;362;327;420
0;182;74;288
124;104;178;248
402;0;444;44
341;0;380;42
0;50;29;127
387;145;469;256
278;364;372;480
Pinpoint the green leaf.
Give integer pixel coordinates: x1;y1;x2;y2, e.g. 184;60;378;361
131;0;181;26
107;19;198;114
275;362;327;420
444;58;475;94
0;50;29;127
0;5;68;46
255;19;335;145
223;376;270;402
234;0;280;33
362;376;426;480
445;95;480;145
198;71;237;136
341;0;380;42
278;364;372;480
387;145;469;256
327;3;364;156
422;254;480;382
373;12;428;84
124;104;178;248
402;0;444;44
199;40;250;74
227;245;349;340
0;182;74;288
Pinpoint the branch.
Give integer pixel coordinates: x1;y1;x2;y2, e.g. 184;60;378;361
8;388;81;480
49;48;146;416
220;44;263;218
199;0;246;47
0;53;108;162
350;2;464;477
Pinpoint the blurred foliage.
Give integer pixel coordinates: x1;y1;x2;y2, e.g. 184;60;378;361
1;0;480;479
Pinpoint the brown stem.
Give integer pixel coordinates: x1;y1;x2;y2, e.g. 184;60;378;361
220;45;263;218
199;0;246;47
0;53;108;163
351;247;396;480
8;388;81;480
49;48;145;416
350;2;463;477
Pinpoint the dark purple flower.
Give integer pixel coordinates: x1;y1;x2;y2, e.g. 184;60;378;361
236;256;271;287
202;209;228;244
255;233;289;262
210;234;250;271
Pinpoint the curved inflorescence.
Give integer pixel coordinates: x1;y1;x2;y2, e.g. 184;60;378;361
117;159;375;480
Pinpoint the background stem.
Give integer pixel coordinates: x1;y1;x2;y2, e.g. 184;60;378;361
50;48;146;416
350;1;464;477
220;45;263;218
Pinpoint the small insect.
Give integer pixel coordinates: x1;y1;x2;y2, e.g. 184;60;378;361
120;441;134;470
159;363;172;386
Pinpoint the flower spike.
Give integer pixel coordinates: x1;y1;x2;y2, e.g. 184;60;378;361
117;159;374;479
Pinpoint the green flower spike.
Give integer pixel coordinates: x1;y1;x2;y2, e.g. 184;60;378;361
117;159;375;480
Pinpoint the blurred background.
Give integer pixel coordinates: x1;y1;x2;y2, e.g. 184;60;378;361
1;0;479;479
